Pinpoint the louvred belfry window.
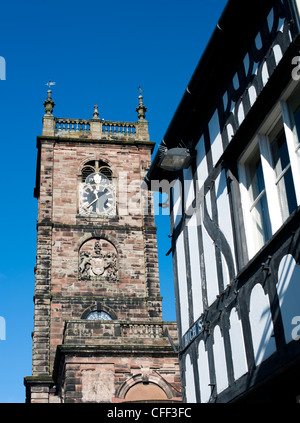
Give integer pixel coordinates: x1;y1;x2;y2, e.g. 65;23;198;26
81;160;112;182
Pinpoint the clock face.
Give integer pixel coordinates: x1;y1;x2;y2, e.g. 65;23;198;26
80;173;116;216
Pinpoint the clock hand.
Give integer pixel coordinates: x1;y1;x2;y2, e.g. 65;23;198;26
87;193;99;208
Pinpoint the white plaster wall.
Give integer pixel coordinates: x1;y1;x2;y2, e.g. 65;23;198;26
229;308;248;380
195;135;208;191
277;254;300;344
176;232;189;335
208;110;223;167
213;326;229;394
273;44;283;65
249;284;276;366
248;85;257;107
183;166;195;213
215;169;236;274
185;354;197;403
202;223;219;306
262;61;269;87
198;340;211;403
187;214;203;321
172;179;182;228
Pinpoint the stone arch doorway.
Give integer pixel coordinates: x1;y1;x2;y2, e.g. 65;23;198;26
125;382;168;402
117;373;175;403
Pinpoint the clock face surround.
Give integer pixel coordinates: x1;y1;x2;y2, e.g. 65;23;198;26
80;173;116;216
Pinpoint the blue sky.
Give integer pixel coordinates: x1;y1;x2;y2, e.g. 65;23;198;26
0;0;228;403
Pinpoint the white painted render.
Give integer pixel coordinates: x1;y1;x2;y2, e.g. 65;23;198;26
185;354;197;403
215;169;236;273
273;44;283;65
237;102;245;126
208;109;223;167
172;179;182;228
187;214;203;320
249;284;276;366
277;254;300;344
226;122;234;142
195;135;208;191
198;340;211;403
262;61;269;87
202;223;219;306
213;326;229;394
176;232;190;335
248;85;258;107
183;166;195;213
229;308;248;380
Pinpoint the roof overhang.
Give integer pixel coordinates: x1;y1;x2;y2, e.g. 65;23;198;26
146;0;282;183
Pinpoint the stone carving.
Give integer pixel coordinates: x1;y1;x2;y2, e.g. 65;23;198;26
79;239;118;282
81;368;115;403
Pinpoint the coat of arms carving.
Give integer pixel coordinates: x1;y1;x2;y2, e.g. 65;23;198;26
79;239;118;282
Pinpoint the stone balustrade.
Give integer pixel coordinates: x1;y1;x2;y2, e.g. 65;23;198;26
120;322;163;338
62;320;178;347
42;91;150;142
102;121;136;137
54;118;137;140
55;118;91;134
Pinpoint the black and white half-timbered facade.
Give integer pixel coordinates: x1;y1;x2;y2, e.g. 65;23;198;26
147;0;300;403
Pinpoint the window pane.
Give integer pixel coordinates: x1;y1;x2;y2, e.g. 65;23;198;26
246;146;272;249
251;194;272;245
277;168;297;220
271;129;297;220
288;84;300;146
293;105;300;144
272;129;289;176
248;155;265;202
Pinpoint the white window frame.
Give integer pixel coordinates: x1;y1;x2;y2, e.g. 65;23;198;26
239;140;274;258
280;100;300;203
239;83;300;259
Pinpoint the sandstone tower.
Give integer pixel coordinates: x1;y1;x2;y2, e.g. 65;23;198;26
24;88;181;403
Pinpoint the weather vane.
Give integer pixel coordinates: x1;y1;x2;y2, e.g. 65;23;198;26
138;85;144;94
46;80;56;90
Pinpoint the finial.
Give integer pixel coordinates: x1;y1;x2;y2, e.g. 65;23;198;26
93;104;100;119
43;81;56;115
136;86;147;120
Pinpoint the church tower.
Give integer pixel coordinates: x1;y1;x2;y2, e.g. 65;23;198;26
24;88;181;403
